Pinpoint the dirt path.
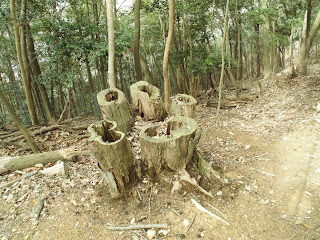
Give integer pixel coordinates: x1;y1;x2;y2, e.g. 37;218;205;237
1;67;320;240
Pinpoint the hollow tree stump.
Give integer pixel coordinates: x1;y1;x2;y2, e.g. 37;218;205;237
97;88;134;133
130;81;166;120
88;120;135;199
140;116;201;174
170;94;197;118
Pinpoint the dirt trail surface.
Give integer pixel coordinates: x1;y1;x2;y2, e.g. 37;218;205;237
1;65;320;240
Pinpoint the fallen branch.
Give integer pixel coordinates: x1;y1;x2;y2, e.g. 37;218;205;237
0;148;90;174
106;224;168;231
33;196;45;219
191;198;229;226
251;167;276;177
206;101;247;108
10;125;62;142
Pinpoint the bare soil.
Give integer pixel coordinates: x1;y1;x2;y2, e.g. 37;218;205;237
1;64;320;240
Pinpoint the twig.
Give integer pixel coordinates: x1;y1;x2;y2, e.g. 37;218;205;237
184;213;197;234
204;202;224;215
148;184;153;223
251;167;276;177
136;189;142;201
191;198;229;226
106;224;168;231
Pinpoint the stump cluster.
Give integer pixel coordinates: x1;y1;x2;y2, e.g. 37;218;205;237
89;83;202;198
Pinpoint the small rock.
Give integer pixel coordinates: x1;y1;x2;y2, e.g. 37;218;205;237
217;191;223;196
146;229;157;240
183;219;189;226
35;164;44;168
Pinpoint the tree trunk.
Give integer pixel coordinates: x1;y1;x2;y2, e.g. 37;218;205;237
299;9;320;74
10;0;38;125
169;94;197;118
130;81;166;120
133;0;143;81
140;116;200;174
216;0;229;118
97;88;134;133
261;0;271;79
27;24;56;123
140;54;156;85
163;0;175;112
88;120;135;199
0;148;86;174
0;87;40;153
106;0;116;88
84;54;95;93
254;23;261;77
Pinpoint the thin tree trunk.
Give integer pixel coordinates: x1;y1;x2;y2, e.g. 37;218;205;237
163;0;175;111
0;87;40;153
134;0;143;81
106;0;116;88
27;24;56;123
261;0;271;79
140;54;156;85
216;0;229;118
11;0;38;125
254;23;261;77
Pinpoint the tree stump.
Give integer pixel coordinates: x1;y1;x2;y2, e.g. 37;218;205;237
140;116;201;174
97;88;134;133
88;120;135;199
130;81;166;120
170;94;197;118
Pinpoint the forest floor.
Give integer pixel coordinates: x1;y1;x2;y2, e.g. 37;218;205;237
1;63;320;240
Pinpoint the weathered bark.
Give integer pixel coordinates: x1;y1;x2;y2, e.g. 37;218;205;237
163;0;175;111
133;0;143;81
130;81;166;120
0;87;40;153
97;88;134;133
170;94;197;118
88;120;135;199
140;116;200;174
0;148;86;174
106;0;116;88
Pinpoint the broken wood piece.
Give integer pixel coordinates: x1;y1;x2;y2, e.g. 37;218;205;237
170;94;197;118
88;120;136;199
206;101;247;108
130;81;166;120
40;161;69;177
106;224;168;231
0;148;88;175
140;116;200;173
97;88;134;133
179;169;213;198
191;198;229;225
196;149;222;182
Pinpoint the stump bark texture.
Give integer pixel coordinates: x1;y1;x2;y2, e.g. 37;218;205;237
97;88;134;133
140;116;201;174
170;94;197;118
88;120;135;199
130;81;166;120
